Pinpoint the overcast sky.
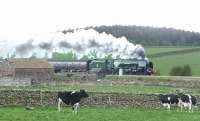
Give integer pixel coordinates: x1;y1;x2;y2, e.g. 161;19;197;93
0;0;200;41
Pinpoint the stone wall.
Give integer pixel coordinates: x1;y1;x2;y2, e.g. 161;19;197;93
15;68;54;85
100;79;200;88
0;90;199;108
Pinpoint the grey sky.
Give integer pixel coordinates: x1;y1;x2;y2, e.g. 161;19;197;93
0;0;199;41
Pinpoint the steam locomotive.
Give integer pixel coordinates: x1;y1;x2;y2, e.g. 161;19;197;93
48;58;154;76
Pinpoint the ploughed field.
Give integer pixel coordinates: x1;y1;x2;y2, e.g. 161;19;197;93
0;106;200;121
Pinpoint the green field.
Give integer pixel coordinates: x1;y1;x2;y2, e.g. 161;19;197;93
104;75;200;82
145;47;195;55
0;106;199;121
151;51;200;76
144;47;200;76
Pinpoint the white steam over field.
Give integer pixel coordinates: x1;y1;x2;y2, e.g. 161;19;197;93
0;29;145;59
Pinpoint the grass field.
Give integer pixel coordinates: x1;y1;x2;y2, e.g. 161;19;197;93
151;51;200;76
1;84;200;94
0;106;200;121
105;75;200;82
145;47;195;55
144;46;200;76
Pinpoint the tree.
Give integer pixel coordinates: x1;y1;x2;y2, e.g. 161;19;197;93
30;52;37;59
10;52;16;58
169;65;192;76
103;53;113;59
89;25;200;46
115;55;121;59
169;66;183;76
182;65;192;76
43;51;49;59
88;50;98;59
80;55;89;60
52;51;77;60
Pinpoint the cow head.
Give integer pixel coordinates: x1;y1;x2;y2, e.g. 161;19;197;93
80;89;89;98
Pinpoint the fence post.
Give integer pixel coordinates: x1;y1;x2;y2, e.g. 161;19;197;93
40;90;43;105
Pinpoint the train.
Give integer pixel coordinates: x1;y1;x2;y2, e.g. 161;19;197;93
47;58;154;77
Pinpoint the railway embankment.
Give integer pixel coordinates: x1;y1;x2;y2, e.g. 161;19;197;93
101;75;200;88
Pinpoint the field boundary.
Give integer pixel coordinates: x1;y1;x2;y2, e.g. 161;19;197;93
148;47;200;58
103;75;200;88
0;90;199;108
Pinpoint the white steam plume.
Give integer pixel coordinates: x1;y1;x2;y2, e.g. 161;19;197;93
0;29;146;59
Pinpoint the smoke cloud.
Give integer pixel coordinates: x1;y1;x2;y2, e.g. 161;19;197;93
59;41;72;49
15;40;35;56
38;42;53;50
0;29;146;59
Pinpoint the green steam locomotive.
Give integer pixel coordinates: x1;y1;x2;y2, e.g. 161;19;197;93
48;58;154;76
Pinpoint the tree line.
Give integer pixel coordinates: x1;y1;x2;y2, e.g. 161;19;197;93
85;25;200;46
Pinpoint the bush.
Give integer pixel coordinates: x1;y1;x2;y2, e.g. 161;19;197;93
182;65;192;76
169;66;182;76
169;65;192;76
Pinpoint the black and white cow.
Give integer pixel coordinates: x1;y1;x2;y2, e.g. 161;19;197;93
57;89;89;113
158;94;179;110
178;93;197;112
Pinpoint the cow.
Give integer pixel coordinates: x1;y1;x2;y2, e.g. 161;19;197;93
178;93;197;112
57;89;89;114
158;94;179;111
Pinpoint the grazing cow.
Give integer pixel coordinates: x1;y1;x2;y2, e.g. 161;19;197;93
178;93;197;112
158;94;179;110
57;89;89;114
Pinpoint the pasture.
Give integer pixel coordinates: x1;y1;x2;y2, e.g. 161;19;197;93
145;46;195;55
0;106;200;121
151;51;200;76
0;80;199;121
145;47;200;76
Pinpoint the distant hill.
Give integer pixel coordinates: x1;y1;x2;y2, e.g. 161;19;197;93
81;25;200;46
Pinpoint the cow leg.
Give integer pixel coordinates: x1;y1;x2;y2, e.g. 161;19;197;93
191;106;194;112
75;103;79;114
72;103;79;114
189;103;192;112
180;104;183;112
167;104;170;111
58;98;62;112
177;104;182;112
179;102;185;112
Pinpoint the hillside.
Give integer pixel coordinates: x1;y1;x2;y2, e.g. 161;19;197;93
146;47;200;58
82;25;200;46
151;51;200;76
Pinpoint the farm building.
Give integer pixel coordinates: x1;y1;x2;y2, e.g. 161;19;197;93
0;58;54;85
